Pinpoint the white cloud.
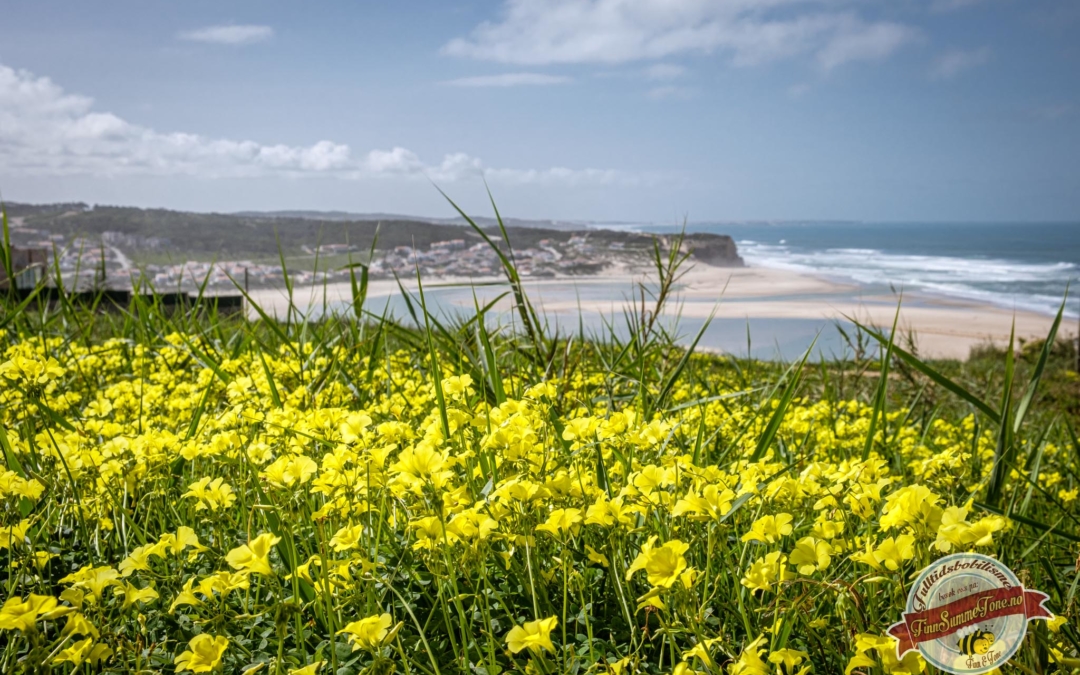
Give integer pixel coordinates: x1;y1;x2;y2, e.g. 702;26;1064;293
442;72;572;87
442;0;915;70
643;63;686;80
0;63;635;187
929;47;991;80
816;19;917;70
178;25;274;46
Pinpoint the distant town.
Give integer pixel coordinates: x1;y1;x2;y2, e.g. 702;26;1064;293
2;203;743;293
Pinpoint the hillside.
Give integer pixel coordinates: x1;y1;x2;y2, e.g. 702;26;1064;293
8;203;743;267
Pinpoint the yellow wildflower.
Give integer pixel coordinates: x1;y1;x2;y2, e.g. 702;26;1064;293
338;613;396;651
226;533;281;576
505;616;558;654
626;537;690;588
741;514;794;544
174;634;229;673
790;536;832;575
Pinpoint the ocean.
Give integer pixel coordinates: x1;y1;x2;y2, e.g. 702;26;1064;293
651;221;1080;319
352;221;1079;360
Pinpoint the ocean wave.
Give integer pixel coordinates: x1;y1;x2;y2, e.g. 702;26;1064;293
738;242;1079;317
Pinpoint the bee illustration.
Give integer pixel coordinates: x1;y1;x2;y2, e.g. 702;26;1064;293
957;629;995;656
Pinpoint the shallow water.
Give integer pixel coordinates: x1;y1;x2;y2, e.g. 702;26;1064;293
342;282;867;362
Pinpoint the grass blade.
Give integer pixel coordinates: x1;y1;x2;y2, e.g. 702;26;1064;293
849;318;1001;423
749;337;816;463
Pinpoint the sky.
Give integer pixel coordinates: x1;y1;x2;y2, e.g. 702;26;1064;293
0;0;1078;223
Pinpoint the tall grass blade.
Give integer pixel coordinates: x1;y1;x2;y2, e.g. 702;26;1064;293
0;197;13;295
748;338;815;463
849;318;1001;423
862;299;903;460
986;322;1016;506
1014;292;1067;434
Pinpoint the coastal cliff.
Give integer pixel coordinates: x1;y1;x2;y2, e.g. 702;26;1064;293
679;232;745;267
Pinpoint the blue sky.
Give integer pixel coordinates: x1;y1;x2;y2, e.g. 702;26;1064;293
1;0;1078;222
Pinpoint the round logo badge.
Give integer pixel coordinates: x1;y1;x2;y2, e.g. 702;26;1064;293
888;553;1053;674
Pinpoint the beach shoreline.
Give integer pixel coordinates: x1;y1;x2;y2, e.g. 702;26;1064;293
247;262;1066;361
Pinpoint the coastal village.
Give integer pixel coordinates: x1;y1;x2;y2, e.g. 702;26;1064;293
3;223;669;292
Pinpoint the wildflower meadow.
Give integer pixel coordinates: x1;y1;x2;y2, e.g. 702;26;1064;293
0;207;1078;675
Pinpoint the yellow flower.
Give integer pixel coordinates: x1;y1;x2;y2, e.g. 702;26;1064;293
53;638;95;667
447;510;498;543
338;613;396;650
932;505;970;552
505;616;558;654
118;541;169;577
174;634;229;673
199;571;251;597
585;495;637;527
226;533;281;576
170;578;203;613
874;535;916;571
61;612;99;639
626;537;690;588
561;417;597;443
329;523;364;552
769;648;809;675
535;508;583;538
790;536;832;575
60;565;121;602
741;552;793;593
741;514;794;544
262;455;319;488
0;519;32;550
289;661;324;675
30;551;55;571
729;635;769;675
390;445;447;480
0;594;58;632
672;484;735;521
409;516;458;550
812;517;845;540
182;477;237;511
113;582;159;610
879;485;941;530
339;411;373;443
851;535;915;572
585;544;609;567
169;526;209;560
682;636;723;667
846;633;924;675
441;374;473;397
963;515;1008;547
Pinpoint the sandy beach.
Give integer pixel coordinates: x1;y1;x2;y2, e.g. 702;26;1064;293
247;263;1066;361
